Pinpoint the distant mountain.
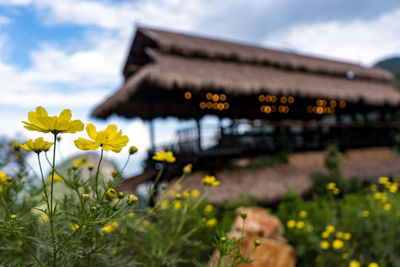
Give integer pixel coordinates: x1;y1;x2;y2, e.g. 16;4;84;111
374;57;400;75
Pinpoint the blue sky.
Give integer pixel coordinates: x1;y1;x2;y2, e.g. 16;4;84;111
1;0;400;176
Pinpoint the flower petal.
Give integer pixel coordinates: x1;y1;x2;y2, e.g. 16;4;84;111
86;124;97;140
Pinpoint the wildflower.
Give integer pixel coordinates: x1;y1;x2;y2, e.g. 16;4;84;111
152;150;176;163
336;231;344;239
173;200;182;210
221;237;227;243
204;204;213;214
254;239;261;247
287;220;296;229
332;188;340;195
118;192;125;198
370;184;377;191
142;220;150;227
82;193;90;200
47;174;63;183
20;137;53;153
327;182;336;190
191;189;199;198
71;224;80;231
10;214;17;220
127;194;138;205
91;206;97;212
0;171;12;185
183;163;192;174
106;188;116;199
383;203;391;211
380;194;387;203
389;183;398;193
202;175;220;186
73;157;92;168
349;260;360;267
240;211;247;220
374;192;382;200
342;253;349;260
127;212;134;218
101;221;118;234
378;176;389;184
332;239;344;250
129;146;138;155
362;210;370;217
22;107;84;134
296;221;304;229
368;263;379;267
183;190;190;198
75;124;129;153
175;193;181;200
320;241;330;250
343;233;351;240
299;210;308;218
161;200;169;209
321;231;330;239
206;218;218;228
326;225;335;233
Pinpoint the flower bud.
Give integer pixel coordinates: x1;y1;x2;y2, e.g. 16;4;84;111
175;193;181;200
106;188;116;199
127;194;139;205
88;165;94;171
221;236;227;243
240;211;247;220
82;193;90;200
254;239;261;247
161;184;167;190
112;169;119;178
129;146;138;155
118;192;125;199
183;163;192;174
91;206;97;212
10;214;17;220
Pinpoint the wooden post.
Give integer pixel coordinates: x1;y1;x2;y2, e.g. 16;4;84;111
196;119;202;151
149;120;155;152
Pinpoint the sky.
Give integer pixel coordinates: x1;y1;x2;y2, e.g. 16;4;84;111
1;0;400;177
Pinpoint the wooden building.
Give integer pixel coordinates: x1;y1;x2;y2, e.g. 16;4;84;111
92;27;400;168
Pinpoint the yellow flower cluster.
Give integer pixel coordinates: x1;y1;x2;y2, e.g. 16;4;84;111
20;137;53;153
326;182;340;195
202;175;220;186
378;176;398;194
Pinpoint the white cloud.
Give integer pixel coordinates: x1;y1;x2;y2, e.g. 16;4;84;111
264;8;400;65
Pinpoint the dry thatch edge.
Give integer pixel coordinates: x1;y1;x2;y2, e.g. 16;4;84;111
140;27;393;81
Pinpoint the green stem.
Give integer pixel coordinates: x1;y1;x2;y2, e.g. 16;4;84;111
149;164;165;199
15;230;44;267
94;149;104;199
50;133;58;267
37;153;51;214
91;204;129;224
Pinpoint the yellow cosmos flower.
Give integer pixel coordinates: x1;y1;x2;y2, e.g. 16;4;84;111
320;241;330;250
299;210;308;218
73;157;93;168
389;183;398;193
336;231;344;239
101;221;118;234
75;124;129;153
326;225;335;233
378;177;389;184
368;262;379;267
332;239;344;250
362;210;370;218
191;189;199;198
152;150;176;163
20;137;53;153
383;203;391;211
296;221;305;229
183;163;192;174
204;204;213;214
327;182;336;190
22;106;84;134
286;220;296;229
321;231;330;239
343;233;351;240
0;171;12;185
71;224;80;231
349;260;360;267
332;188;340;195
173;200;182;210
47;174;63;183
206;218;218;228
106;188;116;199
202;175;220;186
160;200;169;209
183;190;190;198
341;253;349;260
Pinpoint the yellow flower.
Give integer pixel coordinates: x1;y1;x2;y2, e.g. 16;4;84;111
152;150;176;163
343;233;351;240
341;253;349;260
71;224;80;231
73;157;92;168
202;175;220;186
204;204;213;214
142;220;150;227
127;194;139;205
183;163;193;174
327;182;336;190
378;176;389;184
320;241;330;250
336;231;344;239
183;190;190;198
380;194;387;203
106;188;116;199
39;214;49;224
0;171;12;185
368;263;379;267
20;137;53;153
321;231;330;239
332;188;340;195
101;221;118;234
383;203;391;211
389;183;398;193
299;210;308;218
47;174;63;183
75;124;129;153
191;189;199;198
362;210;370;218
160;200;169;209
349;260;360;267
173;200;182;210
326;225;335;233
374;192;382;200
332;239;344;250
127;212;134;218
296;221;305;229
129;146;138;155
206;218;218;228
22;106;83;134
370;184;377;192
286;220;296;229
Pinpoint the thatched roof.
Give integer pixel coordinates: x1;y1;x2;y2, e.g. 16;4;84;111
92;27;399;120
